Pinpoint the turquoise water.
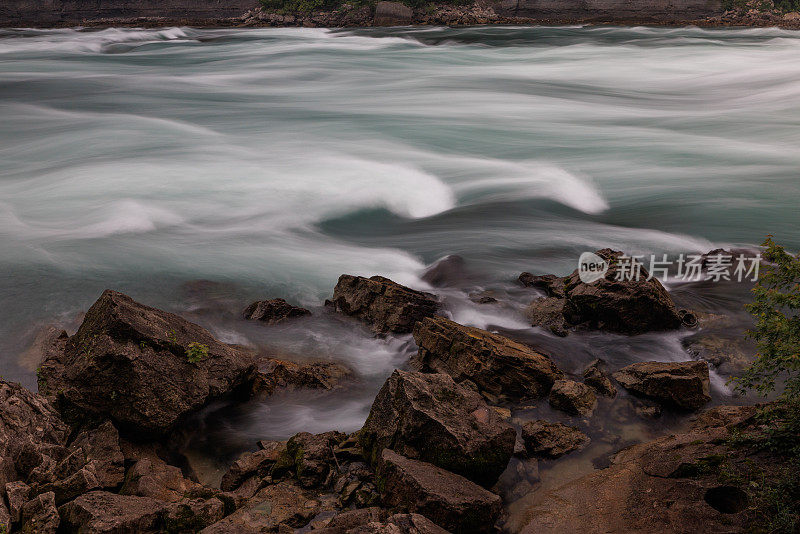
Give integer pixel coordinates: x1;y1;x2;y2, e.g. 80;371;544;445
0;26;798;448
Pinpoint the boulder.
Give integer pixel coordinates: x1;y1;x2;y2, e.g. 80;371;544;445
582;359;617;397
20;491;59;534
273;431;347;488
220;442;285;492
242;298;311;324
548;380;597;416
521;420;590;459
612;361;711;411
359;370;516;488
524;249;683;335
525;297;569;337
0;379;68;490
58;491;166;533
0;500;9;533
332;461;379;509
373;1;413;25
358;514;450;534
37;290;257;436
378;449;501;533
250;359;352;399
328;275;438;334
412;316;563;402
322;507;386;531
422;255;478;288
121;456;206;502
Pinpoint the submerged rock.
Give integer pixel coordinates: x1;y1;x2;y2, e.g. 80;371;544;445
37;290;257;436
521;420;590;459
242;298;311;324
613;360;711;411
328;275;438;334
548;380;597;416
359;370;516;488
523;249;683;335
378;449;502;534
250;358;353;399
582;359;617;397
412;316;563;402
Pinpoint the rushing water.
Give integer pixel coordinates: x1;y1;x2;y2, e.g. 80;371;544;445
1;24;799;513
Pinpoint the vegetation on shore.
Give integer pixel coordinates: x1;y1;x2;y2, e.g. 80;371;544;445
726;236;800;533
259;0;468;15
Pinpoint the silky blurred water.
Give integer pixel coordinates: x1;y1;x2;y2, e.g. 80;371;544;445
1;27;799;486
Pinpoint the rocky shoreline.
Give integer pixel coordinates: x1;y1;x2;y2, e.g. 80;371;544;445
0;248;791;533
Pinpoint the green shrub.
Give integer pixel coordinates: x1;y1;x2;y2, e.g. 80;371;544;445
186;342;209;364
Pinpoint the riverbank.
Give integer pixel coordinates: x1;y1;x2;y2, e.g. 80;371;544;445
4;0;800;29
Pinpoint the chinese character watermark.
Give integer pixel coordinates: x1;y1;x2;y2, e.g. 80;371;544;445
577;252;760;284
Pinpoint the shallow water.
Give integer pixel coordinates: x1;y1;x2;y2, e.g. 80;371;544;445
1;24;798;522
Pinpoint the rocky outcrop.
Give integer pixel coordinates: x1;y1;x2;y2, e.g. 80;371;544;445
328;275;438;334
521;420;590;459
516;405;761;534
37;290;257;436
242;298;311;324
412;316;563;402
548;380;597;416
613;360;711;411
582;359;617;397
359;370;516;488
524;249;684;335
377;449;501;533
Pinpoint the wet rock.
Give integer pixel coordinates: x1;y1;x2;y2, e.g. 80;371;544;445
373;1;413;25
613;361;711;411
468;293;498;304
328;275;438;334
38;290;257;436
422;255;480;288
524;249;682;335
242;298;311;324
525;297;569;336
273;431;347;489
517;405;758;533
121;455;206;502
521;420;590;459
548;380;597;416
412;316;563;401
378;449;501;533
20;491;59;534
250;358;353;399
220;441;285;492
683;330;754;374
0;379;68;489
58;490;166;533
582;359;617;397
518;273;567;298
164;497;226;533
201;481;326;533
332;462;379;509
359;370;516;488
